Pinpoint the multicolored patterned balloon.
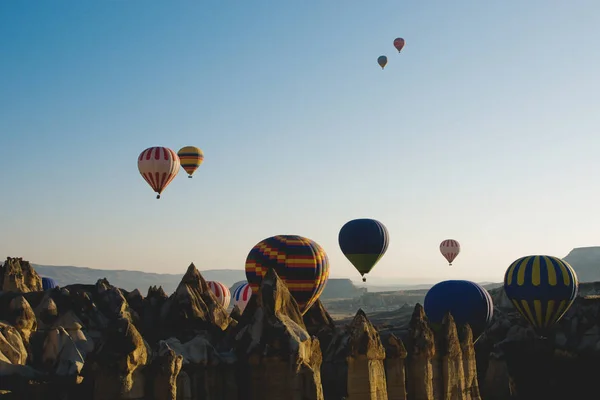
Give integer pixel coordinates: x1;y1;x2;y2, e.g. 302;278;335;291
245;235;329;314
177;146;204;178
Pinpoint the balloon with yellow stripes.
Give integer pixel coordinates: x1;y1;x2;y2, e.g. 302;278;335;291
245;235;330;315
177;146;204;178
503;255;578;332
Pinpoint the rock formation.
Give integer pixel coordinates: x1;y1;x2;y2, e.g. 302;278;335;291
1;257;43;293
478;291;600;399
9;257;598;399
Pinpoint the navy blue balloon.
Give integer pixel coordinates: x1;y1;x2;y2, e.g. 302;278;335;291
41;277;58;291
423;280;494;341
338;218;389;282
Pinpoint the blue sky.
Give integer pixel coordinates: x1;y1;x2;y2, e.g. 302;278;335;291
1;1;599;283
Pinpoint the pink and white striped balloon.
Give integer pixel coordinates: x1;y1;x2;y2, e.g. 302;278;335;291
440;239;461;266
207;281;231;309
232;282;252;313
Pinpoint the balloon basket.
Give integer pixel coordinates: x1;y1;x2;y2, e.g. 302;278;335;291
188;175;192;178
156;194;161;199
362;277;366;282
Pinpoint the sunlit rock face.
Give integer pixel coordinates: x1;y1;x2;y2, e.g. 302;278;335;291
1;257;43;293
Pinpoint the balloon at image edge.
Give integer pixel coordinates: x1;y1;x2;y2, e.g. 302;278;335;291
244;235;330;315
440;239;460;266
393;37;405;52
177;146;204;178
338;218;389;282
232;282;253;313
423;280;494;342
503;255;579;334
207;280;231;309
137;146;181;199
377;55;388;69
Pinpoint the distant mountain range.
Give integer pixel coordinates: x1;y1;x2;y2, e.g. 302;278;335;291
29;264;369;299
5;246;599;298
27;263;499;298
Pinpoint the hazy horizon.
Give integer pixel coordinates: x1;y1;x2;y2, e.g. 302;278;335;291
2;1;600;284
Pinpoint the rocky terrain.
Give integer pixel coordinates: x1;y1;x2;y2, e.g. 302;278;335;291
2;256;600;400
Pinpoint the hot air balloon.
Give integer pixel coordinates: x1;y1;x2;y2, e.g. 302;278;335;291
339;218;389;282
377;55;388;69
232;282;253;313
245;235;330;315
177;146;204;178
503;255;578;333
207;280;231;309
41;277;58;291
424;280;494;342
440;239;460;266
393;38;405;52
138;147;180;199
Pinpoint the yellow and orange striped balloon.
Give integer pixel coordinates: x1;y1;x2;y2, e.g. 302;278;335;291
177;146;204;178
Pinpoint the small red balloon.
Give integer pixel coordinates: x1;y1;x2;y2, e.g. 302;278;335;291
393;38;405;53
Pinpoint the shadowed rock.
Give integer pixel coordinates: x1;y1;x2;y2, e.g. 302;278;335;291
438;312;465;400
153;347;183;400
8;296;37;346
229;304;242;322
34;293;59;328
383;333;407;400
406;304;435;400
159;263;232;342
303;299;336;353
323;309;388;400
141;285;168;342
458;325;481;400
91;317;149;399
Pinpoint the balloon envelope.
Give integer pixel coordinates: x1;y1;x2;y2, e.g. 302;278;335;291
393;38;405;52
440;239;460;265
207;281;231;309
504;255;578;332
245;235;330;314
41;277;58;291
338;218;389;279
138;147;180;199
377;55;388;69
232;282;253;313
177;146;204;178
424;280;494;341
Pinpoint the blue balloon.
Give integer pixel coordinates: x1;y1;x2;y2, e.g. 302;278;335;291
424;280;494;341
503;255;578;332
41;277;58;291
338;218;389;282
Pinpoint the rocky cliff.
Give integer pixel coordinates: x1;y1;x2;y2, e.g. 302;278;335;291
1;257;43;293
477;291;600;400
562;246;600;282
0;258;486;400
